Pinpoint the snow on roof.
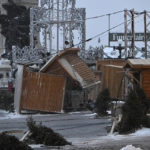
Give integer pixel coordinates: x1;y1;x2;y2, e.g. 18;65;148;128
104;47;120;58
103;47;145;59
128;59;150;65
126;59;150;69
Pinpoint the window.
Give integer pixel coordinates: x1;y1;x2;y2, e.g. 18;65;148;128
0;74;4;79
6;72;9;78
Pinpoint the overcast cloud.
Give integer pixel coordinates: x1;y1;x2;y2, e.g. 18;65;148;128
76;0;150;48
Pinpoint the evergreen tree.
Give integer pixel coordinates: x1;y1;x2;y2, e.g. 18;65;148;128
0;0;30;56
0;132;33;150
118;86;150;134
95;88;111;116
26;117;71;146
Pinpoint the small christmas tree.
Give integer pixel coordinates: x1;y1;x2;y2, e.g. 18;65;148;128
0;132;33;150
118;85;150;134
26;117;71;146
95;88;111;116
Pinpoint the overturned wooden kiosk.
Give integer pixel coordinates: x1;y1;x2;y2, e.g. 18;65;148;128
14;48;100;113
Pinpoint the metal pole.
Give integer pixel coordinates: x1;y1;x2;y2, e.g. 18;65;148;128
30;8;34;50
131;9;135;58
48;0;51;53
124;9;128;58
69;22;71;47
82;8;86;50
69;2;72;47
62;0;65;49
144;10;147;58
50;0;54;54
44;26;47;50
57;0;59;52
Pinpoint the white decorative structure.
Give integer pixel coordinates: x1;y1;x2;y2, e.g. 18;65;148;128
13;0;86;64
30;0;86;52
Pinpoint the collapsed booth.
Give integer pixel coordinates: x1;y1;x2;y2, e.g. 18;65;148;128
14;48;100;113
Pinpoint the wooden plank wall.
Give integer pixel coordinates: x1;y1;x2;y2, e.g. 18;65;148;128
101;65;124;99
96;59;126;71
46;61;67;76
20;67;65;112
96;59;126;85
142;70;150;99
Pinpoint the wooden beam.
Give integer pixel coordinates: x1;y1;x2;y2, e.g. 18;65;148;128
126;71;140;84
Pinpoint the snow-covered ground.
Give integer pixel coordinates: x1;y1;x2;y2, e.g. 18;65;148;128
29;144;44;149
0;109;57;120
0;109;24;120
120;145;142;150
0;109;150;150
68;127;150;147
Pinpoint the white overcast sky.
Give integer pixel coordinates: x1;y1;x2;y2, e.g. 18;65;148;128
76;0;150;48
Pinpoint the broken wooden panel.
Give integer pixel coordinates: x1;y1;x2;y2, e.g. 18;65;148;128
101;65;124;99
40;48;100;89
19;67;65;113
64;54;96;84
141;70;150;99
58;55;100;88
14;65;24;113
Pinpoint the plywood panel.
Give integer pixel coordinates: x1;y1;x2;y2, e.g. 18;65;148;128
142;70;150;99
101;65;124;99
20;67;65;112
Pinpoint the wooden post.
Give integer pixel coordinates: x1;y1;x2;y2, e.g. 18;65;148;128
108;14;111;47
144;10;147;59
124;9;128;58
61;77;67;112
131;9;135;58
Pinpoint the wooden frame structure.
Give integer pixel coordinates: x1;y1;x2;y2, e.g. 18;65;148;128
124;59;150;99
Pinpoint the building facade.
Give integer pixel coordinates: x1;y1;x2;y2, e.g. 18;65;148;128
0;0;38;54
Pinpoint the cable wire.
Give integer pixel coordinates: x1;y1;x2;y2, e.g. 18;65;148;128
73;13;142;48
85;10;124;20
